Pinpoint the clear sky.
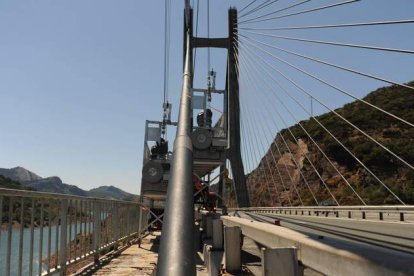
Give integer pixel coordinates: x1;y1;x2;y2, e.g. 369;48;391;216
0;0;242;194
0;0;413;194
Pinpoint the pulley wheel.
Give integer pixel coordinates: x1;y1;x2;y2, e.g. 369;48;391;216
192;128;212;150
142;161;164;184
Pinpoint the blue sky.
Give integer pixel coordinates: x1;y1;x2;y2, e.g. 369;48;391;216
0;0;241;193
0;0;413;194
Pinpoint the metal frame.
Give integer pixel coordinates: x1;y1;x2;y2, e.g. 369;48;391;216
192;88;228;147
0;188;149;276
143;120;177;164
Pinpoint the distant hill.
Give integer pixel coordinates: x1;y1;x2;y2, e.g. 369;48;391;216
0;166;41;182
0;167;139;201
24;176;89;197
239;81;414;207
89;186;139;201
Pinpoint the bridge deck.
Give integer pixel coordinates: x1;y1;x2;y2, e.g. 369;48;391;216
74;232;212;275
74;233;159;275
73;233;262;275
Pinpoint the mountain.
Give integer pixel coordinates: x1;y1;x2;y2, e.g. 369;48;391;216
0;166;42;182
0;167;139;201
24;176;89;196
237;81;414;207
89;186;139;202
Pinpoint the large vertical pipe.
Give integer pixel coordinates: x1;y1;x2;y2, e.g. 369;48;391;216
156;25;195;276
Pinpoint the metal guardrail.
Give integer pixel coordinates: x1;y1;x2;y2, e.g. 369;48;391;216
221;216;414;276
230;206;414;222
0;188;148;276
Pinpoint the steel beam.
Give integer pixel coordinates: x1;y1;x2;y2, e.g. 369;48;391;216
192;37;229;48
227;8;250;207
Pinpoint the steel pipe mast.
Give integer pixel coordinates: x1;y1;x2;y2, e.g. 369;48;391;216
157;4;248;275
156;5;195;276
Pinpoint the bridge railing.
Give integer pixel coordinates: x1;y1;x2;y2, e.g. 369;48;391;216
230;206;414;222
221;216;414;276
0;188;148;276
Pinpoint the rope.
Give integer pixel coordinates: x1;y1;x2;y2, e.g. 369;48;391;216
239;0;361;24
238;34;414;91
240;40;407;204
238;41;341;206
238;49;319;205
239;0;281;19
235;49;294;206
240;0;311;22
162;0;171;104
239;19;414;31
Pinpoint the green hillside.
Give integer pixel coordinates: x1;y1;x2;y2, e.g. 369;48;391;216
283;81;414;204
0;175;33;190
241;81;414;207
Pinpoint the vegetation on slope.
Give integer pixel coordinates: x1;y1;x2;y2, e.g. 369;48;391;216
246;81;414;206
0;175;34;190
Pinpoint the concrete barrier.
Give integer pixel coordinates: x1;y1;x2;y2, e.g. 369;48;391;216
261;247;299;276
206;215;213;238
212;219;223;249
222;216;414;276
224;226;241;273
207;248;223;276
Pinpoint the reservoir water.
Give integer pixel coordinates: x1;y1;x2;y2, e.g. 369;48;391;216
0;223;87;276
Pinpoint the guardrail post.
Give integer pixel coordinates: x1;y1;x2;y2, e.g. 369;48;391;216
59;199;68;276
137;206;143;246
126;205;131;241
203;244;211;271
93;200;101;263
112;203;119;248
261;247;299;276
18;198;24;276
194;223;201;252
206;215;214;238
207;246;223;276
0;196;3;275
224;226;241;273
212;219;223;249
145;209;149;229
